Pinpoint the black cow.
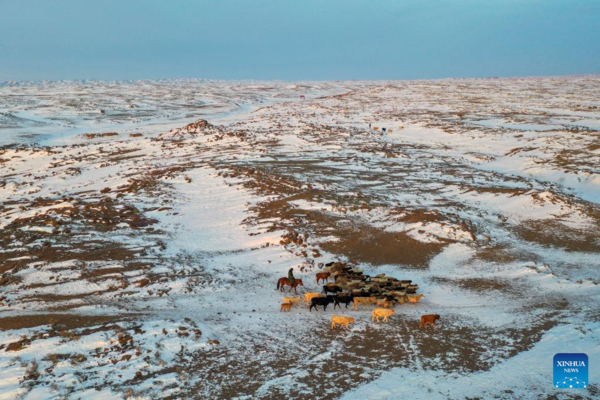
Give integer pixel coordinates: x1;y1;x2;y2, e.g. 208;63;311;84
334;295;354;309
322;285;343;295
310;296;335;312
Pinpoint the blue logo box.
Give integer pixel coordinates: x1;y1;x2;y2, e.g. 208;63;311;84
554;353;588;389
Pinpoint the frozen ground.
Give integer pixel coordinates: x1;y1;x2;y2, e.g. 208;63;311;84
0;76;599;399
0;79;352;147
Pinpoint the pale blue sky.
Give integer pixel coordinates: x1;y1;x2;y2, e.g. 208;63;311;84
0;0;598;81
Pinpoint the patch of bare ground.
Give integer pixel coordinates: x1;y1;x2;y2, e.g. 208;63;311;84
0;314;126;331
514;219;600;253
474;244;534;263
180;313;558;399
429;276;522;295
0;192;167;315
460;186;530;197
317;214;447;267
105;147;144;163
217;163;454;267
263;198;447;268
0;193;162;260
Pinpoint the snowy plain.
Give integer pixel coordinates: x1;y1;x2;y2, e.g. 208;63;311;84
0;76;599;399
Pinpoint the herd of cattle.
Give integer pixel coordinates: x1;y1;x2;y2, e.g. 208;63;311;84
279;262;440;330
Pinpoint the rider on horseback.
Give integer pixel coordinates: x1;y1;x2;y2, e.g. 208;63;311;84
288;268;295;287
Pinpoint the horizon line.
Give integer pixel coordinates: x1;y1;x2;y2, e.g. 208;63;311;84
2;73;600;87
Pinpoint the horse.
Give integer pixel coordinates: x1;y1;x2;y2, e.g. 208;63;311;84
276;278;304;294
316;272;331;284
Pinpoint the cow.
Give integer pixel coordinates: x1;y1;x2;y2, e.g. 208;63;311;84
303;292;323;306
282;296;301;307
371;308;395;323
420;314;440;328
352;297;377;310
331;315;355;330
322;284;343;295
407;294;424;304
310;296;335;312
316;272;331;284
334;295;354;309
376;299;395;309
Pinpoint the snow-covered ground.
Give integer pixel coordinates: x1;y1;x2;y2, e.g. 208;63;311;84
1;77;599;399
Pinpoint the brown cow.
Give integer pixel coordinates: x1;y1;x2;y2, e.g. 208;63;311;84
303;292;322;306
352;297;377;310
282;297;301;307
419;314;440;328
371;308;395;323
376;299;395;309
331;315;355;330
316;272;331;284
407;294;424;304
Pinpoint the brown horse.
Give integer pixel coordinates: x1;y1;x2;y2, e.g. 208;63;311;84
316;272;331;284
276;278;304;294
